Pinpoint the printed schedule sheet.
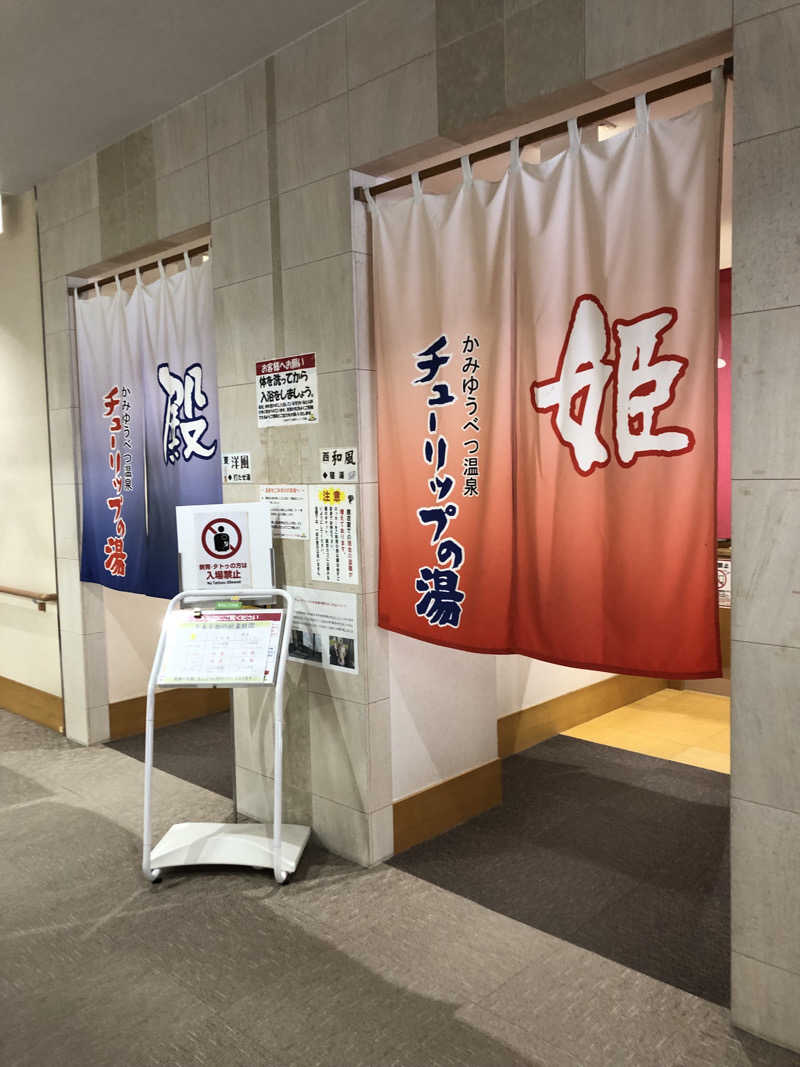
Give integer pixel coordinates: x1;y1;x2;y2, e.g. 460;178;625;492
158;610;284;686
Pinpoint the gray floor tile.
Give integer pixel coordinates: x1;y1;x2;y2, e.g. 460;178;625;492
0;765;53;808
267;861;560;1002
454;1004;582;1066
106;710;234;800
0;709;70;752
482;940;725;1067
391;735;731;1003
1;708;795;1067
3;958;270;1067
0;799;146;936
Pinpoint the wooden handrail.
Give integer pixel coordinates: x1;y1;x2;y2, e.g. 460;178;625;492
0;586;58;612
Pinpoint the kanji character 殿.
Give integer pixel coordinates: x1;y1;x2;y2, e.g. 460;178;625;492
157;362;218;464
612;307;693;467
531;294;614;476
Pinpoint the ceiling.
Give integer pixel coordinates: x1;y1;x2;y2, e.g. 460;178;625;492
0;0;357;193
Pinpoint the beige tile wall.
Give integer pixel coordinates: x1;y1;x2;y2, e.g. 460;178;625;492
730;1;800;1054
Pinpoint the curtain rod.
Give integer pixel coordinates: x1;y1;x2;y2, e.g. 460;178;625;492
354;56;733;203
73;242;210;297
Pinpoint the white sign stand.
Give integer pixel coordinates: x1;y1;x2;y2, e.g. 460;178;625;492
141;587;310;885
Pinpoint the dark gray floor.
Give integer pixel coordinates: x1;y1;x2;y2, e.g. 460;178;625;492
106;710;234;799
391;734;731;1007
2;709;798;1066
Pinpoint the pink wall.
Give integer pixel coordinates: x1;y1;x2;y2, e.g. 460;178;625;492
717;269;731;541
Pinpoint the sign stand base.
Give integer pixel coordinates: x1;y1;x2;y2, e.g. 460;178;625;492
150;821;311;876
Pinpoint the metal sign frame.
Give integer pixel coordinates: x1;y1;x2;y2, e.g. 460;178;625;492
141;587;309;885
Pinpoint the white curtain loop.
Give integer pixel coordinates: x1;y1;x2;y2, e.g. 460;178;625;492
114;275;122;294
568;117;581;150
509;138;521;171
184;251;191;271
411;171;422;199
157;259;166;279
363;184;377;214
135;266;143;286
461;155;473;185
635;93;649;131
93;281;100;297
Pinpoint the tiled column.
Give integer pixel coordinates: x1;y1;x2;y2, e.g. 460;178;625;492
208;42;393;865
38;156;110;745
730;3;800;1054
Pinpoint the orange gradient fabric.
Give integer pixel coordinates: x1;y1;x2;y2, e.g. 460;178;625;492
371;90;724;678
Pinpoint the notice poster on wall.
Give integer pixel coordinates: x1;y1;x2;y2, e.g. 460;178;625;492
259;485;309;539
718;558;731;608
192;510;251;588
287;586;358;674
158;609;284;685
309;485;359;585
256;354;318;426
223;452;252;483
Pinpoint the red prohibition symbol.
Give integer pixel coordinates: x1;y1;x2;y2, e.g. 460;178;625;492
201;518;242;559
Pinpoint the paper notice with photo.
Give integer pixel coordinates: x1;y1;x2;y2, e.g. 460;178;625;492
287;586;358;674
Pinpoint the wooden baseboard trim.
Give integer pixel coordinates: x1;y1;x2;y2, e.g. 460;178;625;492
108;687;230;740
393;759;502;854
0;675;64;733
497;674;666;758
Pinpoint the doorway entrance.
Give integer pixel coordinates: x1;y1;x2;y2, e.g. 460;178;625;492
388;68;734;1009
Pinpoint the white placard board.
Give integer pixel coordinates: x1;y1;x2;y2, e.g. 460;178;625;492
259;485;309;539
320;446;358;482
309;486;359;585
176;502;273;590
158;609;284;685
287;586;358;674
222;451;252;483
